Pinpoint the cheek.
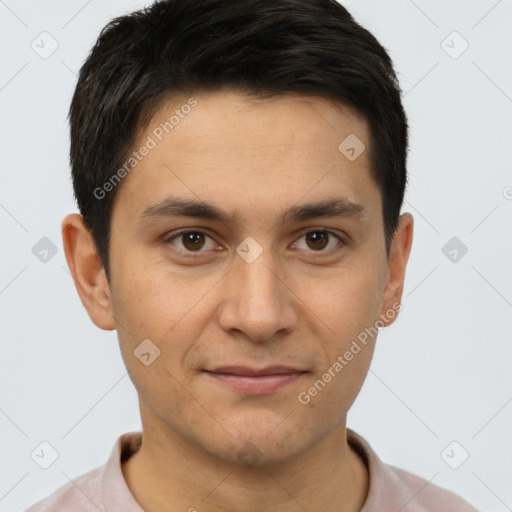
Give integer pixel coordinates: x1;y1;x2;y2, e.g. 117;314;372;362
297;275;379;420
297;263;383;339
112;263;206;340
315;345;375;421
110;270;201;414
293;258;383;405
110;264;219;393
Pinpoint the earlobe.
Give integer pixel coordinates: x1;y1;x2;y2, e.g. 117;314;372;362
61;213;116;331
379;213;414;328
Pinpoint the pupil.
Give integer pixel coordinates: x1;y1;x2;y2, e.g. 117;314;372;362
183;232;204;250
307;231;328;250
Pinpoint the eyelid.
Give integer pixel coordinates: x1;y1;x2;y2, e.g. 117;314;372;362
164;228;220;256
164;227;346;257
291;228;345;253
165;227;215;242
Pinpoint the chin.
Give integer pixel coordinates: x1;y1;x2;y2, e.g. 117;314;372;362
220;440;300;468
204;422;310;469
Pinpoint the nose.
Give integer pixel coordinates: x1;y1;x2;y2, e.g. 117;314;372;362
217;244;298;344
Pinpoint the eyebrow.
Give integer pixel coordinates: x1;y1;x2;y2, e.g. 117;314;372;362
138;195;366;226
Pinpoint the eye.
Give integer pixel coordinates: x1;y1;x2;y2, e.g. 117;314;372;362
165;230;218;253
164;228;345;258
293;229;343;252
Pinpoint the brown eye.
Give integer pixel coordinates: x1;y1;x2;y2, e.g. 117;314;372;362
181;232;206;251
166;230;217;253
294;230;342;252
305;231;329;250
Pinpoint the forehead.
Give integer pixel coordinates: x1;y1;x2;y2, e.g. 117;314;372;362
148;90;369;153
111;90;380;226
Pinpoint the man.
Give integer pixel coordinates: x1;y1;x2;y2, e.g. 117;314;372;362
26;0;479;510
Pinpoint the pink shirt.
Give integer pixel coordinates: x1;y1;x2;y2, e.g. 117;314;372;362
25;429;479;511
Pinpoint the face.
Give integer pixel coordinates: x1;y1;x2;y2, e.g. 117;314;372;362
92;90;406;465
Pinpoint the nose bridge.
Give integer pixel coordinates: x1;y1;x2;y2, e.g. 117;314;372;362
218;236;295;342
236;238;282;311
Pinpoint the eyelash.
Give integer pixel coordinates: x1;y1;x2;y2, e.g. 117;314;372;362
163;228;346;258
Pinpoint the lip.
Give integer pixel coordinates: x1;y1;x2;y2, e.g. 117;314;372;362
203;366;307;394
207;366;304;376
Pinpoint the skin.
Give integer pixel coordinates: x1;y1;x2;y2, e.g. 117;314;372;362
62;90;413;512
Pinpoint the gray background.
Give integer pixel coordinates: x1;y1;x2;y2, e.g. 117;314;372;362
1;1;511;510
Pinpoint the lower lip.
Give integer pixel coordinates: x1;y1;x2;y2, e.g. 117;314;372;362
204;371;305;394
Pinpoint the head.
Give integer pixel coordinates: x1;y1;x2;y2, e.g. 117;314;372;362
69;0;409;281
63;0;413;467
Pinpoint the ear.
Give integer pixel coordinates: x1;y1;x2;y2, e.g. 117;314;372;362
61;213;116;330
379;213;414;327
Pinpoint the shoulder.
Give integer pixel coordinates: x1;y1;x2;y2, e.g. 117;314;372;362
347;429;479;512
24;466;104;512
24;432;142;512
384;463;480;512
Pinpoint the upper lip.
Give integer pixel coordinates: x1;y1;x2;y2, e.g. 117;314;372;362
205;366;306;376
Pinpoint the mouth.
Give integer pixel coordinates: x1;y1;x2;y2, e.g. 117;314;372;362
203;366;308;394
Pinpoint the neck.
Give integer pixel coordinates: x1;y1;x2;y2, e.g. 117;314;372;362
122;408;368;512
